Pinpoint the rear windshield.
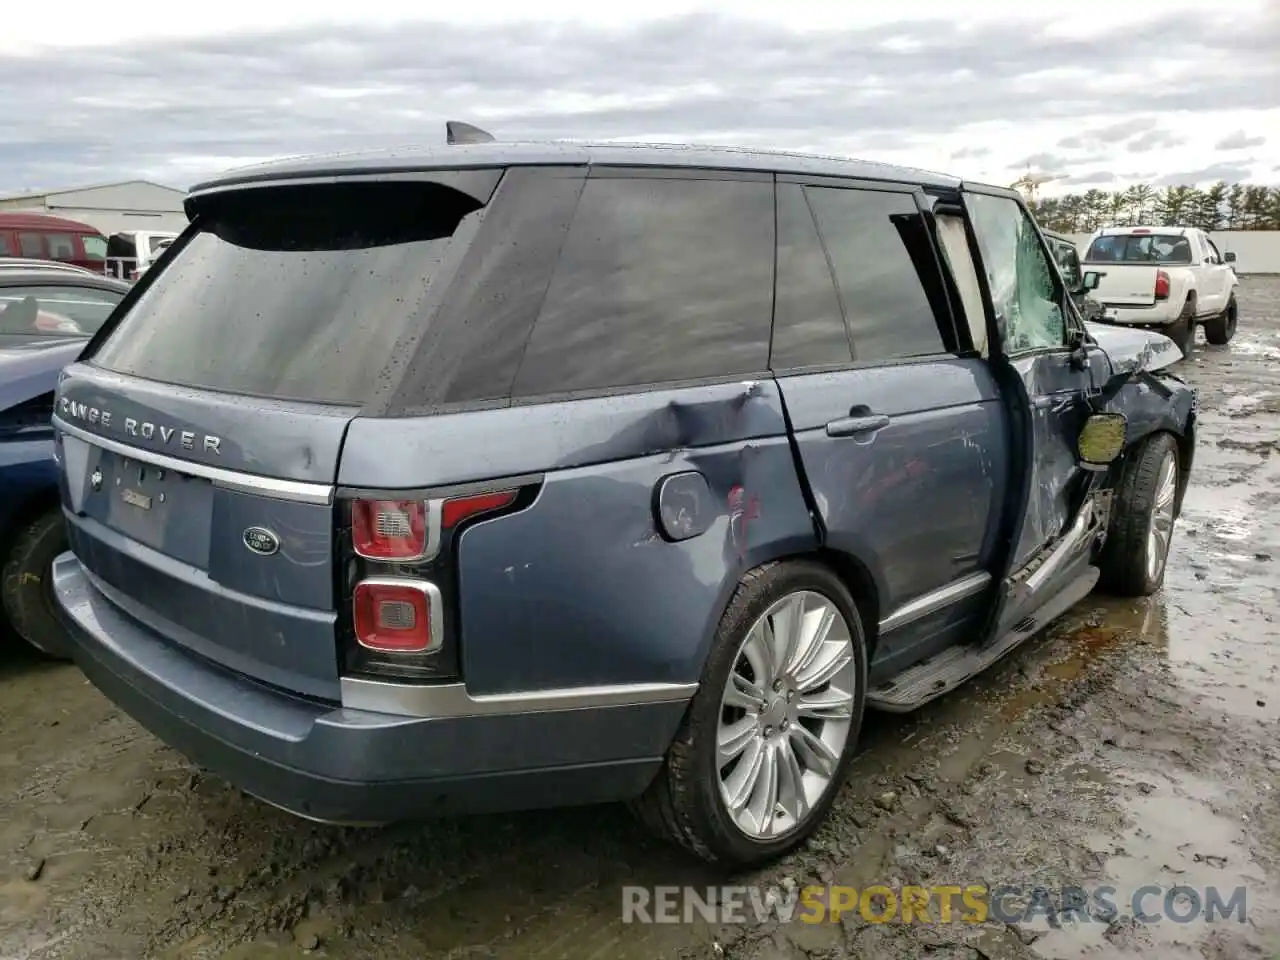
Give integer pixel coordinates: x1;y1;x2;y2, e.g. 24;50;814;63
91;183;481;405
1084;234;1193;264
0;284;124;338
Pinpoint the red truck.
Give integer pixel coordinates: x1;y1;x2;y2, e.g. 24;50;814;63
0;212;108;272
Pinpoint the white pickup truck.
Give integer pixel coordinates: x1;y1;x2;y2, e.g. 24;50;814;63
1080;225;1239;354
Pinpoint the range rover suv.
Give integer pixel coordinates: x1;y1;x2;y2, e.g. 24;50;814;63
50;135;1195;867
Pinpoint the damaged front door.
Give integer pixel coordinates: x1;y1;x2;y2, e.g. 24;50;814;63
963;188;1110;631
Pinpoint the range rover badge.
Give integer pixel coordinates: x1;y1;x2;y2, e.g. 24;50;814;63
242;527;280;556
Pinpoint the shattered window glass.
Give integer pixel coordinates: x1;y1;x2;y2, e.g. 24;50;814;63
965;194;1065;353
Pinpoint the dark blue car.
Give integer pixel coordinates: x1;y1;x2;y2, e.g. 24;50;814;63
48;138;1195;867
0;268;129;655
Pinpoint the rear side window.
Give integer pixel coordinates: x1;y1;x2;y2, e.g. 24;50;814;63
771;184;852;370
18;233;43;258
91;182;483;405
46;234;76;260
510;175;774;397
0;284;124;338
806;187;949;361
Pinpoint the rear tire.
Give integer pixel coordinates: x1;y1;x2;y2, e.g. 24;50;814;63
630;560;868;867
1098;433;1180;597
1203;296;1238;346
1168;298;1196;356
1;509;72;659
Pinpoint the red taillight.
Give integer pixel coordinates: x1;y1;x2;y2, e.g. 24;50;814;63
1154;270;1170;300
352;499;429;561
441;490;517;528
353;579;441;653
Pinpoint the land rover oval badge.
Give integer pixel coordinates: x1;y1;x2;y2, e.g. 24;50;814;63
242;526;280;556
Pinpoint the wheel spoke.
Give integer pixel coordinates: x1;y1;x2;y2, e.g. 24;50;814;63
724;670;767;711
776;739;809;823
745;742;780;835
795;685;855;720
768;595;803;680
723;739;765;812
793;641;853;694
790;723;839;779
717;716;758;767
742;621;778;689
790;601;836;679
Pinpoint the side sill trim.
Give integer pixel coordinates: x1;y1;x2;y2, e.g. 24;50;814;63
878;571;991;635
341;677;698;718
52;417;335;505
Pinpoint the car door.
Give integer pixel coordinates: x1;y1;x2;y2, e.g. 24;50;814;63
770;179;1006;680
1199;234;1232;313
961;187;1110;634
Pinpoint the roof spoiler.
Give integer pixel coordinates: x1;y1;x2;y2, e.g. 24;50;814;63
446;121;496;145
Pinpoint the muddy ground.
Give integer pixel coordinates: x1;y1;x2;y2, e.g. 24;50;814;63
3;279;1279;960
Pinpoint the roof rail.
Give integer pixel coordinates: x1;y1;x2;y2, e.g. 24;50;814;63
445;121;496;145
0;257;98;276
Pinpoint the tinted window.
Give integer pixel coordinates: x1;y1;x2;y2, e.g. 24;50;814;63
18;233;43;257
46;234;76;259
806;187;948;361
1084;234;1193;264
0;284;124;338
771;184;851;370
92;182;482;405
511;176;774;397
0;235;11;256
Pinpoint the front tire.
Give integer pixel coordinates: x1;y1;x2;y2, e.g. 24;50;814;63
1098;433;1180;597
631;560;867;867
1203;296;1238;346
2;509;72;659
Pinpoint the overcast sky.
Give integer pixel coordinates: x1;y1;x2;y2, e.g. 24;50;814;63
2;0;1278;197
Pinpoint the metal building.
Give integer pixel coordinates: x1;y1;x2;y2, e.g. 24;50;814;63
0;180;188;236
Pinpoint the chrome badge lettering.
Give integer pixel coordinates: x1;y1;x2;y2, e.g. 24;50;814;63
58;398;222;455
242;527;281;556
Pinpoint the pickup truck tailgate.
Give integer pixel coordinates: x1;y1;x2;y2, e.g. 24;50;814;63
1088;264;1158;306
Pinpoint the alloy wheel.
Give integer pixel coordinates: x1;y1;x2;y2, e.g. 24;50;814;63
1147;451;1178;583
715;590;857;840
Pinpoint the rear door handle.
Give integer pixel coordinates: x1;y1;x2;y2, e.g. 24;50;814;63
826;413;891;438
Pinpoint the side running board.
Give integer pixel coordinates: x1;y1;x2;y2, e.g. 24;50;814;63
866;566;1100;713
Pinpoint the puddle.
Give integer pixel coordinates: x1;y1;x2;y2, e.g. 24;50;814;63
1029;767;1272;959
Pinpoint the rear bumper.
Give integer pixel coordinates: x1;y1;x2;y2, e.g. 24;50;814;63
1098;305;1177;326
52;553;685;823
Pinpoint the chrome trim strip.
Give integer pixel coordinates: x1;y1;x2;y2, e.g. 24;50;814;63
878;571;992;634
52;417;334;505
354;577;444;654
340;677;698;718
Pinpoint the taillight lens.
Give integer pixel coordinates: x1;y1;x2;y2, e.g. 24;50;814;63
352;499;429;561
353;579;441;654
441;490;517;528
1154;270;1170;300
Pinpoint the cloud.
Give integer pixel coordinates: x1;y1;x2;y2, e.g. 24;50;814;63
1009;151;1068;170
0;9;1277;191
1126;129;1186;152
1059;171;1119;186
1216;129;1267;150
1155;162;1256;186
951;146;991;159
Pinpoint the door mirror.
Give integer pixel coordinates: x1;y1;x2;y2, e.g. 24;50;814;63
1078;413;1127;467
1224;251;1237;263
1081;270;1103;291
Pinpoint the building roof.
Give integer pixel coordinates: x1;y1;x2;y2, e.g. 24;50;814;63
0;212;103;232
190;140;963;193
0;179;186;203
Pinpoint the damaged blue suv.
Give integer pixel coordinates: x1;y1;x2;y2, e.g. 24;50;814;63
50;134;1195;867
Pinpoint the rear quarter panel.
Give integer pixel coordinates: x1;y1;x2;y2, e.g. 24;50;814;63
339;380;819;695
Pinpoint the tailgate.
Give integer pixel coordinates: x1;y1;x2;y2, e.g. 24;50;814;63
1087;264;1157;306
55;364;351;699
